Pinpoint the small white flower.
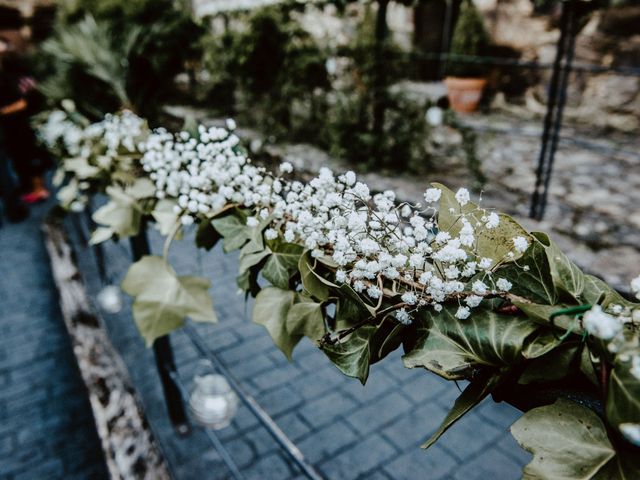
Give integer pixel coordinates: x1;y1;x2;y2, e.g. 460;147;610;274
513;236;529;254
472;280;488;296
423;188;441;204
335;269;347;283
583;305;623;340
395;308;412;325
265;228;278;240
455;306;471;320
465;295;483;308
246;216;259;227
226;118;237;131
620;423;640;446
485;212;499;229
455;188;470;207
631;355;640;381
631;275;640;300
496;278;513;292
401;292;418;305
279;161;293;174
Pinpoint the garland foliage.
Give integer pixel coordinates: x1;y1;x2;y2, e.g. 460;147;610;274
39;107;640;479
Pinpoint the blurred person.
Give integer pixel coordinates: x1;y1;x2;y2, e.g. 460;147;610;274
0;37;28;222
0;36;51;203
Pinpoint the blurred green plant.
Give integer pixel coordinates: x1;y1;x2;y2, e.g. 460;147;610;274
202;6;330;140
446;0;490;78
38;0;203;122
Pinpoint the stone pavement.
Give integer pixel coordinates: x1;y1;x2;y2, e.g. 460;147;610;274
0;201;109;479
71;215;532;480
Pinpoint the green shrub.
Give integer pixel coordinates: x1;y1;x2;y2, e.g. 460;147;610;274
39;0;203;122
446;0;490;77
202;6;330;140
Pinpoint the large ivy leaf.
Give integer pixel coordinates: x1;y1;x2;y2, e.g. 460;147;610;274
533;232;585;302
519;342;581;384
500;238;558;305
606;356;640;435
212;214;249;252
286;297;325;341
121;256;217;346
433;182;531;268
422;373;502;449
321;325;376;384
262;242;304;289
298;251;330;301
511;399;616;480
402;305;538;380
252;287;300;360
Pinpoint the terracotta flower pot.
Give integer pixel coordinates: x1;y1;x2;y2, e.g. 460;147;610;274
444;77;487;113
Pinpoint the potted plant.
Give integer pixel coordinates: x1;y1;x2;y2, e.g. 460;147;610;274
444;0;490;113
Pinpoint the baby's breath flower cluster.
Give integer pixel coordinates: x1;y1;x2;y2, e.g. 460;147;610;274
47;110;148;211
140;120;279;227
139;122;531;325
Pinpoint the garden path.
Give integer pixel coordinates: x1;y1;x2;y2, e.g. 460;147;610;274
0;200;109;479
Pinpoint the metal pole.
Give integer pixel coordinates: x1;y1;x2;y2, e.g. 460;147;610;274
529;0;571;220
538;1;577;219
129;225;191;436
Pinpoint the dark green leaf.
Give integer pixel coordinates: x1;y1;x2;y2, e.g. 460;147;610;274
402;305;538;380
519;342;581;384
298;251;330;301
286;297;325;341
196;219;222;251
262;242;304;289
606;357;640;435
252;287;300;360
533;232;585;302
321;326;376;384
422;373;502;449
500;238;558;305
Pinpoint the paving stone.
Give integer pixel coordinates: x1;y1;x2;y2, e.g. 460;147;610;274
346;392;413;434
319;434;397;479
272;411;312;441
297;421;359;463
383;445;457;480
453;445;525;480
299;391;359;429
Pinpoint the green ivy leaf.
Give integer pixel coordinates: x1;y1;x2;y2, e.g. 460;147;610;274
286;297;325;341
262;242;304;289
500;238;558;305
321;325;376;384
422;373;502;449
121;256;217;346
522;329;564;359
298;251;330;301
433;182;531;268
402;305;538;380
511;399;616;480
606;356;640;435
519;342;581;384
238;248;271;277
252;287;300;360
533;232;585;302
212;215;249;252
